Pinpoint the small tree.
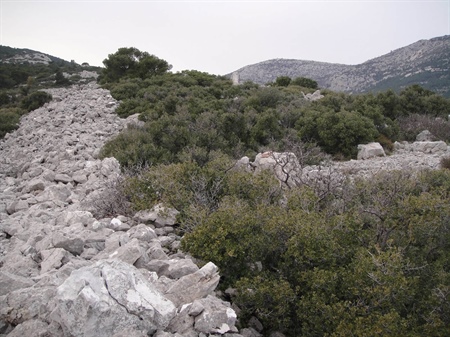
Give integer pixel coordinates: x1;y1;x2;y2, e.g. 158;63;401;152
55;70;70;86
21;91;52;111
100;47;171;83
275;76;291;87
291;77;318;89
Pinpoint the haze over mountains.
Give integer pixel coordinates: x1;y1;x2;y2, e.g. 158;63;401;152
230;35;450;97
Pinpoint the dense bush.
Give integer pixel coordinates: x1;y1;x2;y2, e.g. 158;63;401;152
296;107;379;158
118;153;450;336
21;91;52;112
180;169;450;336
96;48;450;336
291;76;318;89
100;47;171;84
0;107;25;138
100;48;450;164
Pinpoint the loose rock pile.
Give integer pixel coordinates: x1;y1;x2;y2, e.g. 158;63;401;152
241;141;449;187
0;83;242;337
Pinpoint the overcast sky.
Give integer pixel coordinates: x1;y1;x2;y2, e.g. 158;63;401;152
1;0;449;75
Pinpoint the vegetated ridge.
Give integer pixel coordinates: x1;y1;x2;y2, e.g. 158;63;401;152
230;35;450;97
0;45;80;66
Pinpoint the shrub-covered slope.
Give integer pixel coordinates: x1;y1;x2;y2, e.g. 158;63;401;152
97;47;450;336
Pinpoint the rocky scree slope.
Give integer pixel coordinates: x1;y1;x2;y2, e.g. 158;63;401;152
0;83;242;337
230;35;450;96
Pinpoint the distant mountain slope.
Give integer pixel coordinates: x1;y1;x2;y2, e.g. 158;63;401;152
0;45;77;66
230;35;450;97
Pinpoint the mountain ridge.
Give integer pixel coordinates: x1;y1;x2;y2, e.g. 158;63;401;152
230;35;450;97
0;45;80;66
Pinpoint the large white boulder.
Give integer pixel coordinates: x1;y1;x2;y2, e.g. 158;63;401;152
357;142;386;160
49;259;177;337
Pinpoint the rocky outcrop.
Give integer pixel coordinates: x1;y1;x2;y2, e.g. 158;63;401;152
302;90;324;101
357;142;386;160
0;83;239;336
394;140;448;154
229;35;450;97
245;140;449;186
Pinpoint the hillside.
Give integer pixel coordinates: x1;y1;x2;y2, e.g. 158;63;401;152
1;46;450;336
0;45;78;66
0;45;101;89
230;35;450;97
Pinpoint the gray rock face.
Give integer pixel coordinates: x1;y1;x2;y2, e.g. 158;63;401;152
193;295;238;334
165;262;221;307
0;82;237;336
0;270;35;296
50;259;177;337
302;90;324;101
394;140;448;154
416;129;434;141
134;203;180;227
357;142;386;160
230;36;450;97
252;151;301;187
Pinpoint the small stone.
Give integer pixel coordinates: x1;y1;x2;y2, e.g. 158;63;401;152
54;173;73;183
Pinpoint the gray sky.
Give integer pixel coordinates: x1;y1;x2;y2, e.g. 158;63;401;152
1;0;449;75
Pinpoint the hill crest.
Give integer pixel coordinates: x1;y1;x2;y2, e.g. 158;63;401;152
230;35;450;97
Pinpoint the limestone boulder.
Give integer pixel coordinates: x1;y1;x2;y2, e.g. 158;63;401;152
5;319;56;337
106;238;147;265
0;285;56;325
128;223;158;242
40;248;72;274
357;142;386;160
0;270;35;296
141;258;199;279
253;151;300;187
51;232;85;256
193;295;238;334
134;204;179;228
416;129;434;141
56;210;96;228
165;262;220;307
49;259;177;337
22;178;46;193
413;141;448;154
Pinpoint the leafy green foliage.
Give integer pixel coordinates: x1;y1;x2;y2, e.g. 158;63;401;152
119;148;450;336
180;169;450;336
291;76;318;89
98;47;450;163
55;70;71;86
296;106;379;158
21;91;52;112
100;47;171;84
99;49;450;335
274;75;291;87
0;107;25;138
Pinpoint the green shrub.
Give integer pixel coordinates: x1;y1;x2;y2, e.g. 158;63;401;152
291;76;318;89
21;91;52;112
274;76;291;87
180;169;450;336
0;107;25;138
440;156;450;170
296;107;379;158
